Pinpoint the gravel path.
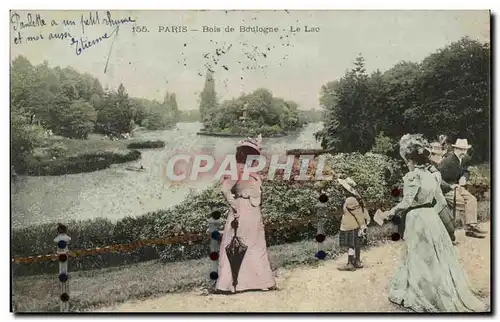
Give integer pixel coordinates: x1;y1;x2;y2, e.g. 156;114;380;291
103;222;490;312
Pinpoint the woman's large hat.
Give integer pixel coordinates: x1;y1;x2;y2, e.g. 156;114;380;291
236;134;262;154
337;177;360;197
452;138;471;149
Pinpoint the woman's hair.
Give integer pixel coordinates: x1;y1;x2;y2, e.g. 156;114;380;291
406;147;431;165
236;146;260;164
399;134;432;165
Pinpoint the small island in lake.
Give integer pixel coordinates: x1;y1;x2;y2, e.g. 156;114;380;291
197;70;306;138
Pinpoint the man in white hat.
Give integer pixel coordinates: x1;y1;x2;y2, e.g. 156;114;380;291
438;138;487;238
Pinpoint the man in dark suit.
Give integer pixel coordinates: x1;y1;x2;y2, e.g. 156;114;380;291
438;139;487;238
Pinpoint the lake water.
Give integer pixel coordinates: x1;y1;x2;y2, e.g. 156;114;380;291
11;122;323;228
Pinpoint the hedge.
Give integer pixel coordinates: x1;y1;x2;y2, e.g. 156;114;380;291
17;150;142;176
11;153;488;276
126;140;165;149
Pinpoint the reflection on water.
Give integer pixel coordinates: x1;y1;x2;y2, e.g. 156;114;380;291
11;122;323;228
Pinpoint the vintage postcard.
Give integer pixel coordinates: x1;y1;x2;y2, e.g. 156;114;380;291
10;10;491;313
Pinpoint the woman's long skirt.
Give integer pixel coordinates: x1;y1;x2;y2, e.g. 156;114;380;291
388;208;487;312
216;198;275;293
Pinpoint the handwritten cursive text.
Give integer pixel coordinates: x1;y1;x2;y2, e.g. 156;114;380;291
80;11;135;34
69;26;118;56
80;11;101;34
102;11;136;28
10;12;47;31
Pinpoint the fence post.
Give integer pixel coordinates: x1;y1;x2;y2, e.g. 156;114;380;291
208;209;223;285
315;194;329;260
54;223;71;312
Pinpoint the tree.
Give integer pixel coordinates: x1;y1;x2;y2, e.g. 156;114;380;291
26;61;60;125
11;109;45;171
142;107;172;130
162;91;180;123
96;84;135;135
316;54;376;153
10;55;35;109
169;93;180;120
199;69;218;124
51;99;97;139
380;61;422;136
412;37;490;162
133;96;178;131
129;98;148;126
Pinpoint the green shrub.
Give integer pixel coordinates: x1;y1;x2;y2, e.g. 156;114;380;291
45;141;68;158
370;132;396;156
11;153;488;276
18;150;141;176
468;165;490;186
126;140;165;149
260;124;283;137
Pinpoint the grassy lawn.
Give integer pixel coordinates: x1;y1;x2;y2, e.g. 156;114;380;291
12;200;490;312
47;134;129;157
17;134;160;176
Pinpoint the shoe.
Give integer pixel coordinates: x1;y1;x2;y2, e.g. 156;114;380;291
465;231;486;238
262;286;277;291
337;262;356;271
353;259;364;268
467;223;488;235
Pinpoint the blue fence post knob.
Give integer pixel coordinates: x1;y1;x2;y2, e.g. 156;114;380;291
57;240;67;249
211;230;220;240
315;250;326;260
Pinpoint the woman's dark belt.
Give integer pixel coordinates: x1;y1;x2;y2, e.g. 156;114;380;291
398;199;437;239
404;199;437;213
234;195;250;199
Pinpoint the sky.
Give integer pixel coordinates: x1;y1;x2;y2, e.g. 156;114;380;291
9;10;490;110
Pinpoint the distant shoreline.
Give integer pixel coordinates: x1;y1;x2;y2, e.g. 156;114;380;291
196;131;290;138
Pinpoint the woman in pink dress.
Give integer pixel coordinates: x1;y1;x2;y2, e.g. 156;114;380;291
215;135;276;293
